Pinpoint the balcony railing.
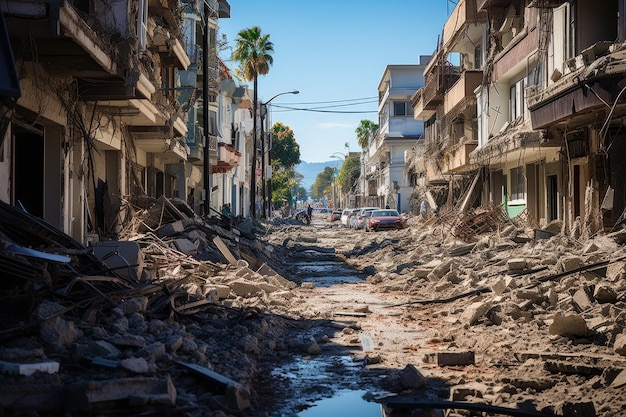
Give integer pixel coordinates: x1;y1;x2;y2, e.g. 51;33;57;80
444;70;483;116
441;141;478;174
443;0;484;48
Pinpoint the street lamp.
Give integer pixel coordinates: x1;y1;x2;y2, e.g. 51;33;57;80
329;154;345;209
260;89;299;219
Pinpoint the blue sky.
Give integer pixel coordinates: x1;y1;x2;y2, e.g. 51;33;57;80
218;1;452;163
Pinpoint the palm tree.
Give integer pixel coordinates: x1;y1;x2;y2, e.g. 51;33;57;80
355;119;379;149
232;26;274;218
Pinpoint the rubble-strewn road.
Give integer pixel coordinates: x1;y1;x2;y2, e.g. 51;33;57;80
2;198;626;417
256;217;626;416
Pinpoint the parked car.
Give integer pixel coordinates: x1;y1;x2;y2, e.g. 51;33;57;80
329;209;342;222
366;209;406;232
353;207;379;230
341;208;359;227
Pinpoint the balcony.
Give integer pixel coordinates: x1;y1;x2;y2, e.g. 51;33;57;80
3;2;116;78
444;70;483;116
443;0;486;49
151;25;191;70
212;142;241;173
411;88;435;120
477;0;511;11
425;159;448;185
441;141;478;174
492;22;539;80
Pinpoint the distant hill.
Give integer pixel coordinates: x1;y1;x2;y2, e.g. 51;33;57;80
296;160;339;192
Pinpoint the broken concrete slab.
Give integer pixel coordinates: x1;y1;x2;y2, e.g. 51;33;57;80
423;351;475;366
172;238;197;255
0;359;59;376
549;315;588;337
81;375;176;407
461;300;492;326
175;361;250;410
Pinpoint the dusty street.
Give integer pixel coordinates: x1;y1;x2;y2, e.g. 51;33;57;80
250;214;626;416
3;200;626;417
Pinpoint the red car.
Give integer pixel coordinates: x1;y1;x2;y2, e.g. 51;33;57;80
366;209;406;232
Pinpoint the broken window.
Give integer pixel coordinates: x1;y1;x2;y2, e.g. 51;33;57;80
510;166;525;201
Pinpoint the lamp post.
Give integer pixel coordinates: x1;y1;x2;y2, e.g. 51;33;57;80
329;153;346;209
202;1;211;216
260;89;299;219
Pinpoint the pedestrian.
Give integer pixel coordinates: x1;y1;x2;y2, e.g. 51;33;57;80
221;203;231;218
307;204;313;220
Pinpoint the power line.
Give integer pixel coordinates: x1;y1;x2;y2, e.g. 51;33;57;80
271;104;377;114
274;96;378;105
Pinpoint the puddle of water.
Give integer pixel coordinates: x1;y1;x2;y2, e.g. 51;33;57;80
295;260;364;287
302;275;363;287
297;390;382;417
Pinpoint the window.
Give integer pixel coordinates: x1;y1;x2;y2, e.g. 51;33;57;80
137;0;148;51
393;101;410;116
510;166;525;201
509;78;524;121
474;45;482;69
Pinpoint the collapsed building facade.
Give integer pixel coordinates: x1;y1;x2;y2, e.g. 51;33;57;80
409;0;626;236
0;0;254;245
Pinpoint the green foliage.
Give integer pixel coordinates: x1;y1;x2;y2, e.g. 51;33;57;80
271;168;302;208
337;156;360;193
231;26;274;82
270;122;301;170
311;166;335;200
355;120;379;149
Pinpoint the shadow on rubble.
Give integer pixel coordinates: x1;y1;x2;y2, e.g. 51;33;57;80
0;198;560;417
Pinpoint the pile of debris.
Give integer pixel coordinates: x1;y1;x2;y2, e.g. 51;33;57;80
0;198;302;416
299;214;626;416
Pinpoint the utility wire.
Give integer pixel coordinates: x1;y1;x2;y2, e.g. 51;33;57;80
266;95;378;113
271;105;377;114
278;96;378;105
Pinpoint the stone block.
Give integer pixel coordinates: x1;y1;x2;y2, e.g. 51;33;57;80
507;258;527;271
549;315;588;337
229;279;263;297
572;288;594;312
172;238;197;255
461;301;492;326
450;382;487;401
594;285;618;303
560;256;585;272
399;364;426;389
614;333;626;356
120;357;149;374
606;261;626;281
81;376;176;406
423;351;475;366
155;220;184;238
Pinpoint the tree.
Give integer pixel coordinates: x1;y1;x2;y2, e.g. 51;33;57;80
311;167;335;200
271;168;302;209
337;156;360;194
232;26;274;217
355;119;379;149
270;122;300;170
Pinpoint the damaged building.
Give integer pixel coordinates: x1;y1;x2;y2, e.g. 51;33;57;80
0;0;251;245
408;0;626;237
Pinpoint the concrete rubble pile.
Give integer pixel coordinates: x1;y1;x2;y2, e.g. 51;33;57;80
260;212;626;416
0;197;303;416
